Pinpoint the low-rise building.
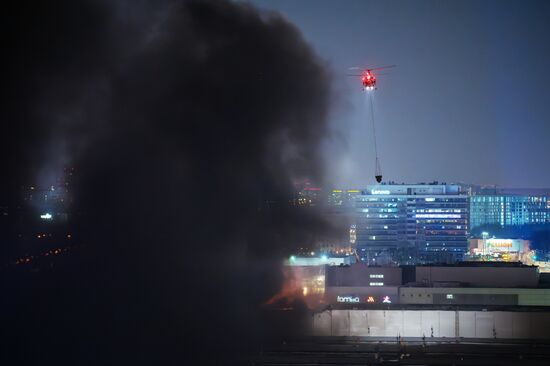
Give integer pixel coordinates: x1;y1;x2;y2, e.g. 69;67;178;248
399;287;550;306
322;262;548;307
415;262;539;288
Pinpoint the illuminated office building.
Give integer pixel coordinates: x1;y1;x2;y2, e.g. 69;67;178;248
355;184;469;264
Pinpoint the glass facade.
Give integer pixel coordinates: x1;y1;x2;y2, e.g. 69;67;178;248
355;184;469;264
470;195;550;229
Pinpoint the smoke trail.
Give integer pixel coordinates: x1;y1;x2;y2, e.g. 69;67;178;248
1;1;336;364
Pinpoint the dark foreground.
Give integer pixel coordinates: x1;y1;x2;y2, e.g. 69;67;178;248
245;337;550;365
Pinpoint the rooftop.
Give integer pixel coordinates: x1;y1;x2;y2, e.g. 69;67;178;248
415;261;535;268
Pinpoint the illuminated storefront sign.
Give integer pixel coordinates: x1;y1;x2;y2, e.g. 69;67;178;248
337;296;360;303
487;239;513;248
333;295;395;304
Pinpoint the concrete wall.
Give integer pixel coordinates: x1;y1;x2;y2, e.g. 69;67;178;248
433;293;517;305
311;309;550;339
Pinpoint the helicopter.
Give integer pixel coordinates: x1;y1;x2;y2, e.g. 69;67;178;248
348;65;396;90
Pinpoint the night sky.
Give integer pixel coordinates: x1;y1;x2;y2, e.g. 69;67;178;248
253;0;550;188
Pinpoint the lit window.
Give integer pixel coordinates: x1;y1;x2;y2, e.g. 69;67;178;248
446;294;454;300
369;282;384;286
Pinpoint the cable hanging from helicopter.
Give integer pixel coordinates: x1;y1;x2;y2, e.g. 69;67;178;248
347;65;395;183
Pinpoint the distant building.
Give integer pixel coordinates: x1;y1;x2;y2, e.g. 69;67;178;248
296;186;323;207
470;189;550;229
22;166;75;222
354;184;469;264
317;240;354;255
327;189;362;207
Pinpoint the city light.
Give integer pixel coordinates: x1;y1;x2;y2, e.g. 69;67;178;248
40;213;52;220
382;296;391;304
321;254;328;261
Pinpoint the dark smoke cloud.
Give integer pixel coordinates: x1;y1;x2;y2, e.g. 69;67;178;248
1;0;335;364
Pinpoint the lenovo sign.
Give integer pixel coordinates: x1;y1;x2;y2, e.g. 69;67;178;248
371;189;390;195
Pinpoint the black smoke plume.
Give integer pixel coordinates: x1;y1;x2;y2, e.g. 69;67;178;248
1;1;335;364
